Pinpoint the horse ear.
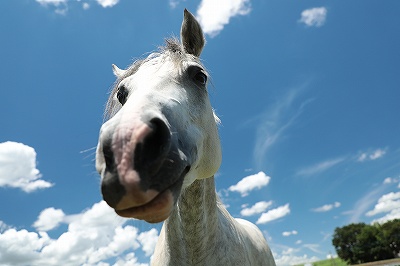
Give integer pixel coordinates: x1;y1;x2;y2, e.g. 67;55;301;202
112;64;126;78
180;9;205;57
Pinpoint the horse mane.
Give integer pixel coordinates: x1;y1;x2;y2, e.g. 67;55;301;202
104;38;200;120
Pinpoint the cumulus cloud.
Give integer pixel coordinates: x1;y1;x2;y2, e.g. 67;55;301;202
228;172;271;197
299;7;327;27
357;148;387;162
0;201;158;266
274;249;319;266
366;192;400;223
240;201;273;216
0;141;53;193
137;228;159;257
33;208;66;231
196;0;251;37
282;230;298;237
296;157;345;176
383;177;400;188
311;202;341;212
257;203;290;224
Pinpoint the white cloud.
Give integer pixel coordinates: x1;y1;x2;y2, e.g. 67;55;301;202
228;172;271;197
357;148;387;162
384;177;394;184
240;201;273;216
366;191;400;218
169;0;184;9
196;0;251;37
82;3;90;10
35;0;68;14
299;7;327;27
0;141;53;193
137;228;158;257
36;0;67;6
0;201;158;266
282;230;298;237
96;0;119;8
33;208;66;232
275;252;318;266
36;0;119;13
371;207;400;224
296;157;345;176
311;202;341;212
257;204;290;224
383;177;400;188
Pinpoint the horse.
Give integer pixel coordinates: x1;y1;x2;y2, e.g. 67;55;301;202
95;9;276;266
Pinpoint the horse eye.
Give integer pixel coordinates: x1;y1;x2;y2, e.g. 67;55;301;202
194;72;207;85
116;85;129;105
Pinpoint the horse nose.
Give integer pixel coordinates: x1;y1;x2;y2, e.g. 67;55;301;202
134;118;171;176
99;117;171;209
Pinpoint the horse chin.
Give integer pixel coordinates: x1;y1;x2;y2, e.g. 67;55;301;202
115;189;175;223
113;165;190;223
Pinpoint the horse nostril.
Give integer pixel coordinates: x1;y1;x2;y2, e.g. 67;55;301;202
134;118;171;176
102;137;115;171
101;171;126;208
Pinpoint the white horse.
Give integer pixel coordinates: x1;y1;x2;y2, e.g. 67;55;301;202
96;9;276;266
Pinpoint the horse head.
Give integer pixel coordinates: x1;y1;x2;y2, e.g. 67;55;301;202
96;10;222;223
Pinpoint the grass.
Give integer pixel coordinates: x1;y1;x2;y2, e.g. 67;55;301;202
295;257;348;266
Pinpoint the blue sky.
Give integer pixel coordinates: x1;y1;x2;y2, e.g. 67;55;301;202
1;1;400;265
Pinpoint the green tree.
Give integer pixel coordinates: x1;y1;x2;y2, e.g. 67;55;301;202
332;223;367;264
354;224;392;263
333;220;400;264
381;219;400;257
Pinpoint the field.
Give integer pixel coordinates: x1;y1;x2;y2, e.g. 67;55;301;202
295;257;348;266
295;258;400;266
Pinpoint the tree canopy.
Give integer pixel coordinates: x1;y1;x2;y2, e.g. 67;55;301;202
332;219;400;264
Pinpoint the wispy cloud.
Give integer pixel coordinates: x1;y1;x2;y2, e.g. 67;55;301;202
299;7;327;27
311;202;340;212
196;0;251;37
303;244;324;254
357;148;387;162
257;203;290;224
296;157;345;176
36;0;66;6
347;184;387;223
240;201;273;216
228;171;271;197
0;141;53;192
0;201;157;265
252;87;314;169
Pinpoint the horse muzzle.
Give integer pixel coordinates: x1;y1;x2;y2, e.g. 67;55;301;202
96;116;190;223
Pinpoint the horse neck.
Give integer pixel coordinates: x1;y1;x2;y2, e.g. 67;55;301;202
164;176;220;263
